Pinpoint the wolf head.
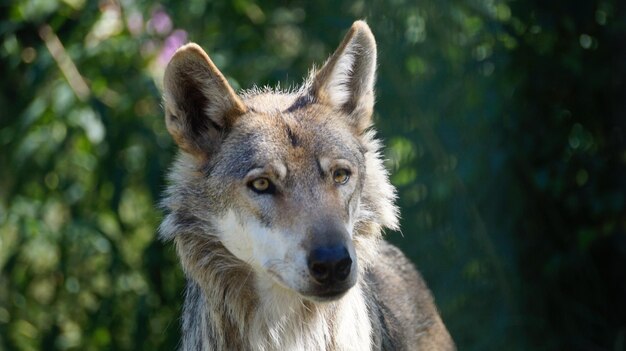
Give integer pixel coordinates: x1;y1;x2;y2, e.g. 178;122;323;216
160;21;398;301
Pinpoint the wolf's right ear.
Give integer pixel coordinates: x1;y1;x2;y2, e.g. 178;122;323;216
163;43;247;158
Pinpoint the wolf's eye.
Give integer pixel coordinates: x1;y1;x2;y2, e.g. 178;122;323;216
248;177;275;194
332;169;350;185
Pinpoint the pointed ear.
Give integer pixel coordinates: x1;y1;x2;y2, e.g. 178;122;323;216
163;43;247;158
311;21;377;132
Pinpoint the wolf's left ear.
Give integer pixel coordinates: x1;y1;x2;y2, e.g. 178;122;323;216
311;21;377;132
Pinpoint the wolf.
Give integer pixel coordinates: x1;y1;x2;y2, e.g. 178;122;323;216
159;20;454;350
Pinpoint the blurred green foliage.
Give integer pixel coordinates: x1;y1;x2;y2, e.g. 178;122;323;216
1;0;625;350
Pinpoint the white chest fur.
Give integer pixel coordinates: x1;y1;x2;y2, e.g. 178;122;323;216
249;278;373;351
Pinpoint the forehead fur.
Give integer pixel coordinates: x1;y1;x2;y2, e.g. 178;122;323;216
212;88;365;179
241;86;301;113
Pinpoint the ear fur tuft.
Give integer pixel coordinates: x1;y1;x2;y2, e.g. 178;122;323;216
163;43;247;158
311;21;377;132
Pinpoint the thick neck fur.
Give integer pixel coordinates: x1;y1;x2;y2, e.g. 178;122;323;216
174;232;373;351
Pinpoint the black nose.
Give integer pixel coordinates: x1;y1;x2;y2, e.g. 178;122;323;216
307;246;352;284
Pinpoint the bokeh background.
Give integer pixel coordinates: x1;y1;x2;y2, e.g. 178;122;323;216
1;0;625;350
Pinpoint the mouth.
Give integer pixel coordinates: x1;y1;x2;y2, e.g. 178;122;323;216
300;274;357;302
265;266;354;302
302;288;351;302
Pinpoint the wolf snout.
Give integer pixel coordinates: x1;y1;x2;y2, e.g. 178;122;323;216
307;246;353;285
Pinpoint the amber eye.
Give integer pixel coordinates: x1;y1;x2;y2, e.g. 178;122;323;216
332;169;350;185
248;177;275;194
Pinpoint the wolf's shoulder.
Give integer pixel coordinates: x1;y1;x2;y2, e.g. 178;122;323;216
364;240;455;350
365;240;432;312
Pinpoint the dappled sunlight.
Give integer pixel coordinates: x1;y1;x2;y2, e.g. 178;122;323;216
1;0;625;350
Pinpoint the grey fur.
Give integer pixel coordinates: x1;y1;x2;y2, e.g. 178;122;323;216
159;20;454;350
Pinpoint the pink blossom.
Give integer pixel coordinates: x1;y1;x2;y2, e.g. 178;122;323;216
150;9;172;35
158;29;188;66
